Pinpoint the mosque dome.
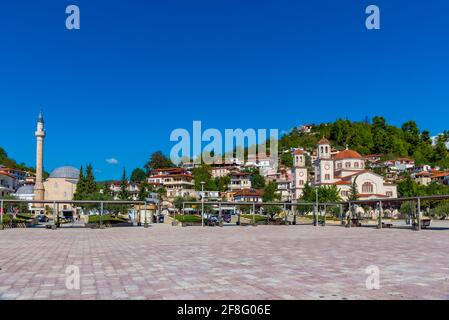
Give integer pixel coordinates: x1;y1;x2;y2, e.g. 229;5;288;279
15;184;34;195
49;166;80;179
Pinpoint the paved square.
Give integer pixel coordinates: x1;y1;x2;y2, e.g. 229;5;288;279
1;224;449;300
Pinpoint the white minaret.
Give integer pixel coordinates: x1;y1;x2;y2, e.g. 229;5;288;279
34;111;45;207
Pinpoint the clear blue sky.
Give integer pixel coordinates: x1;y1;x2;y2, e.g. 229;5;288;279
1;1;448;180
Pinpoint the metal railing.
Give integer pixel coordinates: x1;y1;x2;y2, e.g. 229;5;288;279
182;194;449;231
0;199;151;229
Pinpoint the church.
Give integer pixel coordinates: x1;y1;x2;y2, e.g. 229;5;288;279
291;138;397;201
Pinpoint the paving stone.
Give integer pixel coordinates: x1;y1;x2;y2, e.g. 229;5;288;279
1;225;449;299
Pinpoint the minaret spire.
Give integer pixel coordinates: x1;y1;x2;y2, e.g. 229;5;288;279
34;111;46;210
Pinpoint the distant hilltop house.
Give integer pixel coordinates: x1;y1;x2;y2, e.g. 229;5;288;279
290;138;398;201
413;170;449;186
299;124;314;134
103;180;141;201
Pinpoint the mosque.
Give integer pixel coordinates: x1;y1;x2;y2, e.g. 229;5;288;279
31;112;80;216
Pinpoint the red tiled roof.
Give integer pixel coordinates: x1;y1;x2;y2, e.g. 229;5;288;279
154;167;184;171
150;173;193;179
234;189;263;197
292;149;304;155
334;180;352;185
431;172;449;178
364;154;384;158
0;171;17;179
415;171;431;177
334;149;362;160
318;138;330;145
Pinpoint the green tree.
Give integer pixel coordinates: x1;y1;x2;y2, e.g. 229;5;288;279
348;179;359;201
433;135;449;168
102;183;110;197
74;166;86;200
130;168;147;183
250;172;266;189
118;168;130;200
173;196;197;211
138;182;149;201
85;164;97;194
262;182;278;202
280;153;293;167
144;151;174;173
213;176;230;192
192;165;216;191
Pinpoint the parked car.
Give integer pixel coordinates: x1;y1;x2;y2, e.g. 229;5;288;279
37;215;49;223
222;213;231;223
205;214;222;226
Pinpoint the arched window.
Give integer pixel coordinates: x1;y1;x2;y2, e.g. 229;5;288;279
325;146;328;153
355;162;359;168
362;182;374;193
345;162;351;168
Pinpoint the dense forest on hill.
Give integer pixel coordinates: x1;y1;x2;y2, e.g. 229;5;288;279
279;116;449;169
0;147;36;173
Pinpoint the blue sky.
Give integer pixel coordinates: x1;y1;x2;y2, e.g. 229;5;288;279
0;0;448;180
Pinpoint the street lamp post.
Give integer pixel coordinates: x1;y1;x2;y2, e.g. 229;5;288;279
144;201;148;228
0;199;3;230
314;187;319;226
201;181;205;227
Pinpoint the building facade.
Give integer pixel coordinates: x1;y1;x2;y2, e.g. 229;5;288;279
312;139;398;200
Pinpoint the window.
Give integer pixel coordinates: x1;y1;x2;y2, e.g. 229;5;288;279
345;162;351;168
325;146;328;154
337;163;342;169
341;191;349;197
386;191;393;197
325;174;330;180
362;182;374;193
355;162;359;168
299;180;304;185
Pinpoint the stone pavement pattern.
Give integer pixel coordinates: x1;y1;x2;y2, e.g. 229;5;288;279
1;225;449;300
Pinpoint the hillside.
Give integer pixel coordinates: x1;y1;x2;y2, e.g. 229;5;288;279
0;147;36;173
279;116;449;169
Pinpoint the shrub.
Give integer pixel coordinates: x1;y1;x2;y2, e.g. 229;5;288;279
174;215;202;223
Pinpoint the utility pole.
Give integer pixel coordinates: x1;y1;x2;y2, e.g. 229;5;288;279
314;187;319;226
201;181;205;227
417;197;422;231
0;199;3;230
